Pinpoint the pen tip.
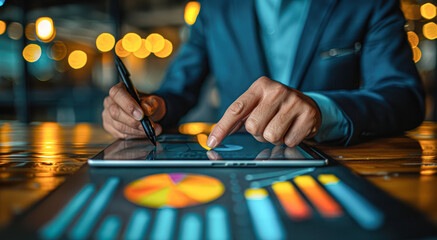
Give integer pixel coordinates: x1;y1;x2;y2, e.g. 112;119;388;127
151;137;157;146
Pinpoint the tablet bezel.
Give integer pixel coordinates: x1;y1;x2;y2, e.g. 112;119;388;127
88;136;329;167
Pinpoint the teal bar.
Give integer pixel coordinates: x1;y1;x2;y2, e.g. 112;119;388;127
206;205;230;240
150;208;177;240
95;215;121;240
179;213;202;240
246;192;285;240
324;181;384;230
39;184;95;240
124;209;151;240
69;177;120;240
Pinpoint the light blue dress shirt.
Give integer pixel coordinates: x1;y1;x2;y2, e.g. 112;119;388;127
255;0;350;142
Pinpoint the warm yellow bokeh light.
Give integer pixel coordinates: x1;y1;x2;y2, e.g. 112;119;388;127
178;122;215;135
115;39;130;58
22;44;42;63
36;17;55;42
184;1;201;25
133;39;151;59
96;33;115;52
34;122;61;163
412;46;421;63
0;123;11;154
122;33;142;52
7;22;23;40
145;33;165;53
407;31;419;47
25;23;36;41
154;39;173;58
421;3;437;19
73;123;91;147
0;20;6;35
423;22;437;39
49;41;67;60
68;50;87;69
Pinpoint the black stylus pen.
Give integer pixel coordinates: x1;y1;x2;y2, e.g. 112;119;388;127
114;56;157;146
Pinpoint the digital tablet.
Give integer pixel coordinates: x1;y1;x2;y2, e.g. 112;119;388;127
88;133;328;167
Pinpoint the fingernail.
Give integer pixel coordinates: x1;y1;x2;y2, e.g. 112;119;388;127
133;109;143;121
312;127;317;133
207;136;217;148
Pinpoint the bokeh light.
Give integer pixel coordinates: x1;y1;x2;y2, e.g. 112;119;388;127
22;44;42;63
7;22;23;40
0;20;6;35
133;39;151;59
35;17;55;42
407;31;419;47
68;50;87;69
423;22;437;39
184;1;201;25
73;123;91;147
49;41;67;60
421;3;436;19
145;33;165;53
96;33;115;52
122;33;142;52
154;39;173;58
115;39;130;58
25;23;36;41
412;46;421;63
178;122;215;135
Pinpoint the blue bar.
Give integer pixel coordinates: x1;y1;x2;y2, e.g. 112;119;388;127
179;213;202;240
150;208;177;240
324;181;384;230
246;190;285;240
206;205;230;240
69;177;120;240
95;215;121;240
124;209;151;240
39;184;95;240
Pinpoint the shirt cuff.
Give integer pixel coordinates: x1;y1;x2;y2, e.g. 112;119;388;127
304;92;350;142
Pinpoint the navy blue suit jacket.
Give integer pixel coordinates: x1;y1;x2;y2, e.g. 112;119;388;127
155;0;425;145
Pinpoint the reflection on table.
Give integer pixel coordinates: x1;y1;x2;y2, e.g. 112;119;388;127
0;121;437;228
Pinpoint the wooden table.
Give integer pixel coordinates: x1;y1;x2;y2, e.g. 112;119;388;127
0;121;436;229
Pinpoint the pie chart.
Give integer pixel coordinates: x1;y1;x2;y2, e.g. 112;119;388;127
124;173;225;208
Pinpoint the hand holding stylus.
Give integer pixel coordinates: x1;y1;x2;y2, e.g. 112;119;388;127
102;82;166;139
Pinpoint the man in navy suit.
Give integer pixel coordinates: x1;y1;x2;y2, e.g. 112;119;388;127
102;0;425;147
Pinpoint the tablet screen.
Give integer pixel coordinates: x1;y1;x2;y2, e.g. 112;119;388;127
95;134;323;161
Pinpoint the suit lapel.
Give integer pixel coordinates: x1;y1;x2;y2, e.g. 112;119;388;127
291;0;338;89
231;0;267;81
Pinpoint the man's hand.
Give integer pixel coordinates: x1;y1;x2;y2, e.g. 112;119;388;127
207;76;321;148
102;82;166;139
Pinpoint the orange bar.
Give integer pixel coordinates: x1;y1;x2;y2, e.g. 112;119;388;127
294;175;343;218
272;181;312;220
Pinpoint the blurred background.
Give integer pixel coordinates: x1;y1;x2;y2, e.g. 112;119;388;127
0;0;436;124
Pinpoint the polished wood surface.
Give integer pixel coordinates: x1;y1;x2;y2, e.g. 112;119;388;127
0;121;436;228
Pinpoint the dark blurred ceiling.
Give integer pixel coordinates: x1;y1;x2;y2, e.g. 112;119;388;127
6;0;185;11
0;0;189;33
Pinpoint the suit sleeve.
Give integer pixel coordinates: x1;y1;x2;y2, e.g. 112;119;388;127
320;0;425;145
154;5;210;127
